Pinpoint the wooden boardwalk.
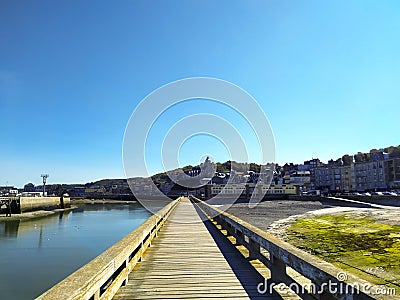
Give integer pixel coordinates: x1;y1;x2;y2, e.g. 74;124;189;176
114;198;279;299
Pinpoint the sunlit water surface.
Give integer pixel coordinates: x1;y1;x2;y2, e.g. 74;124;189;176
0;203;153;299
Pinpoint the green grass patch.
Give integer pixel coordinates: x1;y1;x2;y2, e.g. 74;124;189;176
286;214;400;288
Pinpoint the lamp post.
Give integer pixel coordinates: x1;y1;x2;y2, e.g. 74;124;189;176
41;174;49;196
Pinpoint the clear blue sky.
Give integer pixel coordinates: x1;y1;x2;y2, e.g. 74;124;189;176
1;0;400;187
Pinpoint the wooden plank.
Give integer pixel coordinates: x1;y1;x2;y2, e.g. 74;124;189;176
113;199;254;299
113;198;279;299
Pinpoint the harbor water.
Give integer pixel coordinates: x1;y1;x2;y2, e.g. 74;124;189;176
0;202;153;299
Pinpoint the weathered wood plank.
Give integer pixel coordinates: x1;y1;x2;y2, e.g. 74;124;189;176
113;198;267;299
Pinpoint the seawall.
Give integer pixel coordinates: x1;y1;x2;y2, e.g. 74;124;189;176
19;197;71;213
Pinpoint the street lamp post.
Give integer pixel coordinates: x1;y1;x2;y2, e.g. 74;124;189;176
41;174;49;196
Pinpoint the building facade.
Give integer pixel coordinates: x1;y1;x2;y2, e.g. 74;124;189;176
314;158;400;192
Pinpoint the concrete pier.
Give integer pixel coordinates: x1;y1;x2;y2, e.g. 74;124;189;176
19;196;70;213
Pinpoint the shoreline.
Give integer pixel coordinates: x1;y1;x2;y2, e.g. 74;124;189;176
0;206;78;223
0;200;139;222
71;199;138;204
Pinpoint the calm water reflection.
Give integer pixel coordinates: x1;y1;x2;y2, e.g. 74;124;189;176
0;203;153;300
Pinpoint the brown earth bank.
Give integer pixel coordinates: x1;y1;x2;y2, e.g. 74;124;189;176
220;197;375;232
274;208;400;291
0;206;77;223
220;198;400;294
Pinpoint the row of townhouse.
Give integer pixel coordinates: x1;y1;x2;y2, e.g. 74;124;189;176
206;183;299;197
314;158;400;192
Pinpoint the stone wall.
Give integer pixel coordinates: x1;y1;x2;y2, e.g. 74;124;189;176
19;197;71;213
